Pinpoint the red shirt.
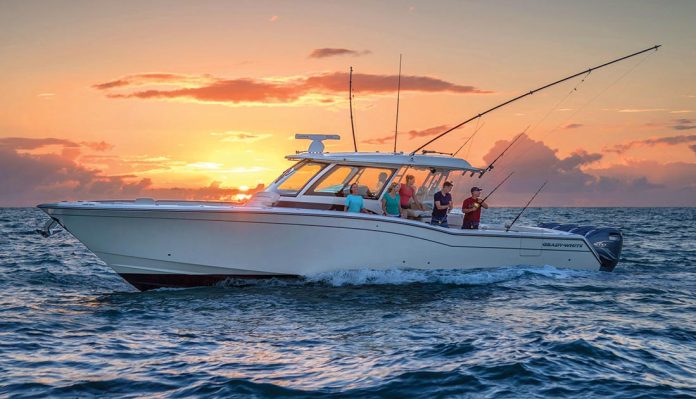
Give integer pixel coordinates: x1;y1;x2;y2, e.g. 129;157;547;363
399;184;415;206
462;197;482;222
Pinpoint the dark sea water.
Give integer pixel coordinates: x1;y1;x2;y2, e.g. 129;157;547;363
0;207;694;398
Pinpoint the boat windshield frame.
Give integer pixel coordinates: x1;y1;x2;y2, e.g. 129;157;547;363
273;160;330;197
305;164;397;199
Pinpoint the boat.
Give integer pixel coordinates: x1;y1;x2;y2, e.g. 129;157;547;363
37;46;662;291
38;134;624;291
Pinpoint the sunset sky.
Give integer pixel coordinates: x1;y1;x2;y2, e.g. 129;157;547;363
1;0;694;206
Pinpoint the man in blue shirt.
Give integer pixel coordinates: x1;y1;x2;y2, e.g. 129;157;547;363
431;181;453;227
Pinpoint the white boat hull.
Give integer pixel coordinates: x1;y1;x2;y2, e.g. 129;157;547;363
39;202;604;290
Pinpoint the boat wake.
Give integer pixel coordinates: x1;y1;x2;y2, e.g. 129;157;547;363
208;266;595;289
305;265;593;286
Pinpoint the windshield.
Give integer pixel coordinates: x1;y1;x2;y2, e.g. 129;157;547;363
306;165;396;199
275;161;327;195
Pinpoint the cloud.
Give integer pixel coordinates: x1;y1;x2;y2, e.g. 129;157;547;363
94;72;492;106
586;160;696;195
0;143;263;206
605;133;696;154
93;73;217;90
616;108;667;113
269;15;279;22
363;127;450;145
562;123;583;129
0;137;79;150
450;134;695;206
362;135;394;145
309;48;371;59
672;119;695;130
691;144;696;154
407;125;450;139
80;141;114;151
670;110;693;114
0;137;114;157
556;150;602;170
211;131;273;143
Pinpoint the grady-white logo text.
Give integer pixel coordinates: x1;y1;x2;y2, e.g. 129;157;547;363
542;242;583;248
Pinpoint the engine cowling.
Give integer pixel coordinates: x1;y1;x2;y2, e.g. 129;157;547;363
538;223;623;271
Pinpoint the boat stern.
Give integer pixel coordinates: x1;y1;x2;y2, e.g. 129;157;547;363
538;223;623;271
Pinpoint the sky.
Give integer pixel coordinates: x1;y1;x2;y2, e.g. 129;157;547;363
1;0;694;206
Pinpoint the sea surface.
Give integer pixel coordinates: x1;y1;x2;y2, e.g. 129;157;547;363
0;207;694;398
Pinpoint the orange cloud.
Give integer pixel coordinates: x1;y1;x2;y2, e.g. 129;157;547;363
605;133;696;154
93;73;216;90
94;72;492;106
362;125;453;144
0;143;261;206
672;119;696;130
80;141;114;151
210;131;273;143
0;137;79;150
459;134;696;206
362;135;394;145
407;125;450;139
308;48;371;58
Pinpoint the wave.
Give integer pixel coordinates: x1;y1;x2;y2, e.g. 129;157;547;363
304;265;592;287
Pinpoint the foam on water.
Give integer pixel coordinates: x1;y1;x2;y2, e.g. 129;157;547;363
304;265;590;287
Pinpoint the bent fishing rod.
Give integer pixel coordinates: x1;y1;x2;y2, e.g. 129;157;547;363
410;45;661;156
506;180;548;232
473;172;514;208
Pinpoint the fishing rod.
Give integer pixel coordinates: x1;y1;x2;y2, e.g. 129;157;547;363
476;125;529;177
349;66;358;152
506;180;548;232
475;172;514;207
393;54;402;153
410;45;661;156
452;121;485;157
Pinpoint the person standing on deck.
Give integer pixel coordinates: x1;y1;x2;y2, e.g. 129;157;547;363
382;182;402;217
345;183;365;213
431;181;454;227
462;186;488;229
399;175;424;218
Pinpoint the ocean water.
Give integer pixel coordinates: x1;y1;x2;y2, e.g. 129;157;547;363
0;207;694;398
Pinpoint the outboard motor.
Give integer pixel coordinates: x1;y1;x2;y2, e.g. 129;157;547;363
585;228;623;272
538;223;623;272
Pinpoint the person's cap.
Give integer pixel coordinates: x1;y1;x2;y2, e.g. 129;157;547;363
471;186;483;193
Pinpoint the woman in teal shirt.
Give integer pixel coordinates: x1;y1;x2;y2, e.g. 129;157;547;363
381;182;401;217
345;183;365;213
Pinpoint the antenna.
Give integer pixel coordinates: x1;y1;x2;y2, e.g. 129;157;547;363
393;54;402;153
349;66;358;152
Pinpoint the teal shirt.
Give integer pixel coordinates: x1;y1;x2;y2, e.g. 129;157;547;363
345;194;364;213
383;193;400;215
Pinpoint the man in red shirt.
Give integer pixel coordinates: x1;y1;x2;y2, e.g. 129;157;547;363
462;186;488;229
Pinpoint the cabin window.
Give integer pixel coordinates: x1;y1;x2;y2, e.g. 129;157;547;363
275;161;327;195
306;165;395;199
346;167;395;199
307;165;359;196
